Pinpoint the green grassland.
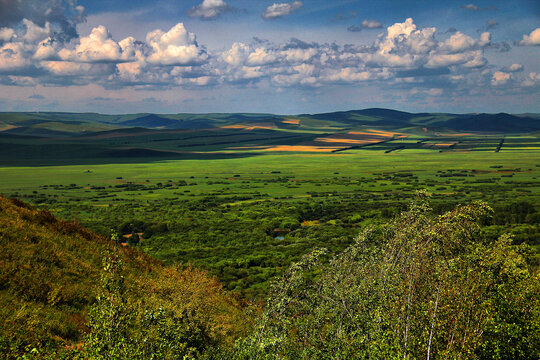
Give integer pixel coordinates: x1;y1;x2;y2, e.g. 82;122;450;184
1;109;539;359
1;146;539;298
1;109;539;298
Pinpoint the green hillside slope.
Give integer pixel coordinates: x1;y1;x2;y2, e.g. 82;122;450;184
0;196;246;358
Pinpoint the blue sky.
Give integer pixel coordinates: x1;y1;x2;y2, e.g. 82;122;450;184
0;0;539;114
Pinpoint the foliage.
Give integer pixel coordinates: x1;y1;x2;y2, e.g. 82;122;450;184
228;192;540;359
0;196;246;359
82;243;212;359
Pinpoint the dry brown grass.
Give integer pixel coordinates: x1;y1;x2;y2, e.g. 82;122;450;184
315;138;381;145
262;145;342;152
348;129;406;137
282;119;301;125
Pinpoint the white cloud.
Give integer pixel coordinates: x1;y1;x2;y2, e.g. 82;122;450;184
361;20;382;29
378;18;437;55
188;0;230;20
116;61;143;82
247;47;277;66
508;63;523;72
429;54;463;68
0;27;15;42
22;19;51;43
491;71;511;86
42;61;96;76
522;72;540;87
60;26;122;63
322;67;371;83
118;37;145;62
462;50;487;68
0;0;86;41
34;38;59;60
427;88;443;96
262;1;303;20
0;42;31;70
272;67;317;86
146;23;208;66
439;31;489;53
282;47;318;62
211;17;496;89
221;42;250;66
2;15;535;101
519;28;540;46
461;4;480;11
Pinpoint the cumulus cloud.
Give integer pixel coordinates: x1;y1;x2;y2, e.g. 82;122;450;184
0;42;32;71
3;16;533;98
188;0;230;20
0;0;85;41
211;18;494;88
262;1;303;20
523;72;540;87
491;71;510;86
378;18;438;57
321;67;371;83
438;31;490;53
0;19;58;71
0;27;15;42
60;26;122;63
508;63;523;72
146;23;208;66
519;28;540;46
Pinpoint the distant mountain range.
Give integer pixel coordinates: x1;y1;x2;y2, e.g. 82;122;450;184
0;108;538;166
0;108;538;136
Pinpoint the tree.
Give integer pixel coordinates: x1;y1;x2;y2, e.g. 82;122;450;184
83;234;238;360
84;239;132;359
230;191;539;359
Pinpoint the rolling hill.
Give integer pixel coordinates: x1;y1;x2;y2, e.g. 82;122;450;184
0;109;538;166
433;113;540;132
0;109;538;134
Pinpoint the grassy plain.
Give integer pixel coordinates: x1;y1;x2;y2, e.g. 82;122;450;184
1;146;539;298
1;109;539;297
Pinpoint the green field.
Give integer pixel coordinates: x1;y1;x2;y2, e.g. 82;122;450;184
1;109;539;297
2;147;539;298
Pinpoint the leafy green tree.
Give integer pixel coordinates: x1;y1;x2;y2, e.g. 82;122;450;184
82;235;227;360
229;191;539;359
84;237;133;359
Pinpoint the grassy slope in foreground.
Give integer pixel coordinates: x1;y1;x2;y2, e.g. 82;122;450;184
0;195;246;358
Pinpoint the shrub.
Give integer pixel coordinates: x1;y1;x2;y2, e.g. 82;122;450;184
229;191;539;359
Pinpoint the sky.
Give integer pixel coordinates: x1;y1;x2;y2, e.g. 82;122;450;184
0;0;539;114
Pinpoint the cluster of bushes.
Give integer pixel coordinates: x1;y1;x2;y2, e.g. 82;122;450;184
0;196;246;359
223;192;539;359
2;193;538;359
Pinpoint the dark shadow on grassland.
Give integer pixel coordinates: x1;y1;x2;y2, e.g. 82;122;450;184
0;143;261;167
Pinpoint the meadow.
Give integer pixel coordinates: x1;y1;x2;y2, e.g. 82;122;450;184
1;110;539;358
2;145;538;298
